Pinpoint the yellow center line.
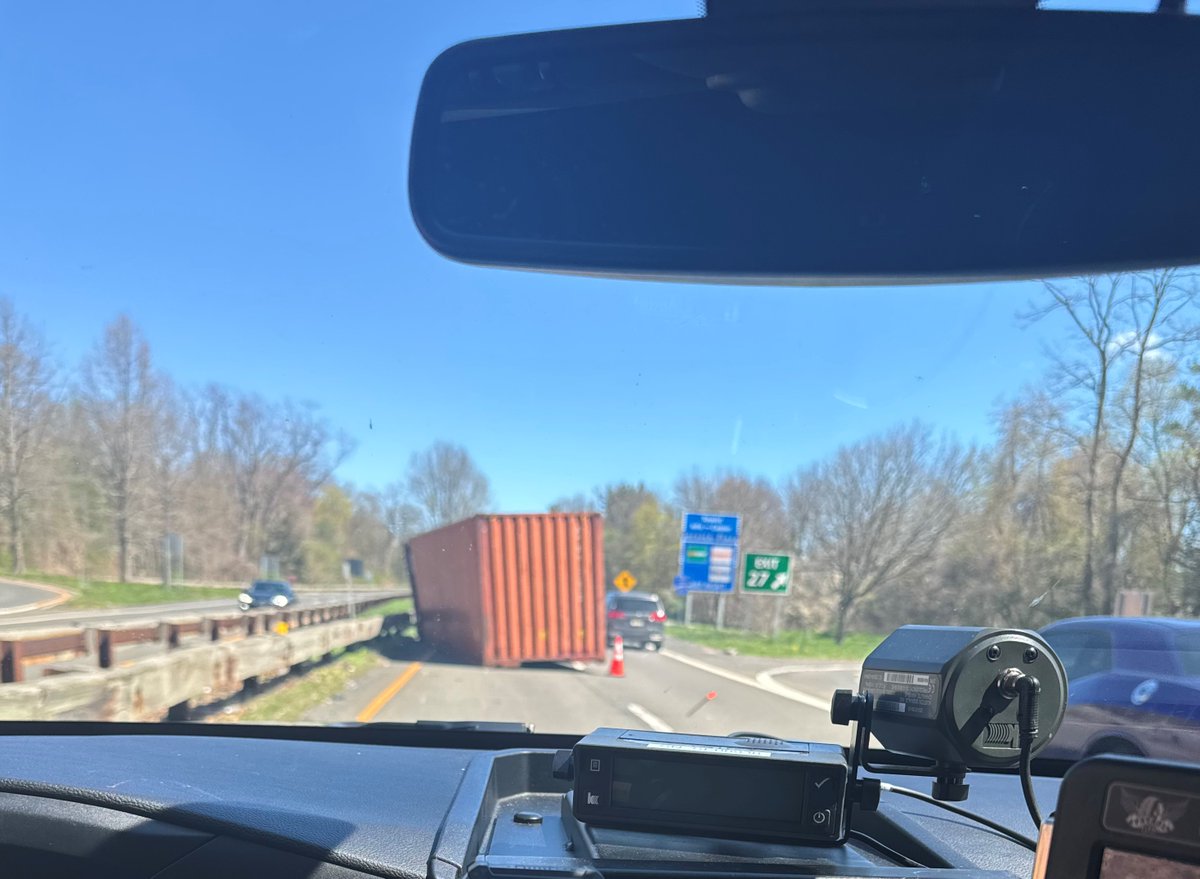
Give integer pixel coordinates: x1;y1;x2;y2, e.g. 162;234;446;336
356;661;423;723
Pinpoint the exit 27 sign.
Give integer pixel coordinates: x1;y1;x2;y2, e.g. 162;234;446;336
741;553;792;595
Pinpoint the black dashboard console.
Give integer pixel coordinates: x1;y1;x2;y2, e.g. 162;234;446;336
1039;756;1200;879
430;748;1015;879
568;728;850;844
0;731;1053;879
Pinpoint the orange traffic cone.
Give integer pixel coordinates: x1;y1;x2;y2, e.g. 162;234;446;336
609;635;626;677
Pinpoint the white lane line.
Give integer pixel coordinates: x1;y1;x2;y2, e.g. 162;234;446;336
754;666;849;711
765;662;863;673
627;702;674;732
657;648;829;712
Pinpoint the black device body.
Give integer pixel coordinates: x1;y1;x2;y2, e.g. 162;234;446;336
860;626;1066;770
570;728;849;844
1041;756;1200;879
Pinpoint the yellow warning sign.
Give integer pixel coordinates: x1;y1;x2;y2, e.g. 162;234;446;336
613;570;637;592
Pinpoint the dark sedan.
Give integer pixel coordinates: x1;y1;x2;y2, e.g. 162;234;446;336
606;591;666;650
237;580;297;611
1039;616;1200;761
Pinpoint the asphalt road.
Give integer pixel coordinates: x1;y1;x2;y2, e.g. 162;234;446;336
305;639;862;743
0;590;366;634
0;579;67;615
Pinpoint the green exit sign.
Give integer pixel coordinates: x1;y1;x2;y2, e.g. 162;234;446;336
741;553;792;595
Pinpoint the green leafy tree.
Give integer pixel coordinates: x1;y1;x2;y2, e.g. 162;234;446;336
303;484;353;582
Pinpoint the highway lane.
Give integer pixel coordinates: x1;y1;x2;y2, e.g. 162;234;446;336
305;639;860;743
0;589;392;633
0;579;69;615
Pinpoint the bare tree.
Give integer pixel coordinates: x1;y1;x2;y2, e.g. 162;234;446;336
785;423;972;642
673;468;717;514
1165;367;1200;613
220;393;352;570
673;469;789;631
345;488;388;579
405;441;491;530
78;316;159;582
547;493;596;513
380;481;422;582
0;301;57;573
1024;271;1200;613
149;379;188;584
958;393;1079;626
171;384;238;579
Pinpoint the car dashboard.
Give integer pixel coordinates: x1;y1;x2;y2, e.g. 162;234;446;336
0;730;1057;879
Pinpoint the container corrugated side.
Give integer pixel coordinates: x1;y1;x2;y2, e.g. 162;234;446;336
409;513;605;666
406;517;488;664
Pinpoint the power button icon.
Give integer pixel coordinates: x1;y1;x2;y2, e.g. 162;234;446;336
812;810;829;825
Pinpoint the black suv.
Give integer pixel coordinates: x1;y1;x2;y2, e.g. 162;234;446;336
237;580;297;611
605;591;666;650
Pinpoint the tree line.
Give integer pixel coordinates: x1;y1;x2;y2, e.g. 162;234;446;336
4;270;1200;642
0;305;491;584
557;271;1200;640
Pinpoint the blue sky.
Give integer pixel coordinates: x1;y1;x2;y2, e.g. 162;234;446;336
0;1;1079;511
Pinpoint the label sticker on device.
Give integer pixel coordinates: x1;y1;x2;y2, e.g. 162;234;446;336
645;742;773;758
860;670;942;720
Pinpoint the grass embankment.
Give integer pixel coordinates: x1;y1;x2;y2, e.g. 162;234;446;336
229;647;384;723
206;648;384;725
8;572;242;609
669;624;883;661
360;597;413;618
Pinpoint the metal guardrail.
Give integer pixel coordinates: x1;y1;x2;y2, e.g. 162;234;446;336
0;594;403;684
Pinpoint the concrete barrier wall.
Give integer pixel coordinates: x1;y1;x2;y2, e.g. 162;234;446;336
0;616;384;721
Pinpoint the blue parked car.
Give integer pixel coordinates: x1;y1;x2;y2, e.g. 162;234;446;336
1039;616;1200;761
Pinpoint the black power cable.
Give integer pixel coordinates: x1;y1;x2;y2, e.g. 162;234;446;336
880;783;1038;851
1015;674;1043;829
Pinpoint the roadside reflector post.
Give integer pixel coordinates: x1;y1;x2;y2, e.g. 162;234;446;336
97;630;114;669
82;627;99;657
686;690;718;717
0;641;24;683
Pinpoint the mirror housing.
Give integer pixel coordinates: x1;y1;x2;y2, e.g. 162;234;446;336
410;8;1200;284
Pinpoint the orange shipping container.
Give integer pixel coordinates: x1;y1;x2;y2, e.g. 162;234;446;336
406;513;606;666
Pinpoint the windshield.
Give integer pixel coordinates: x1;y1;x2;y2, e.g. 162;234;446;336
2;1;1198;765
612;597;662;614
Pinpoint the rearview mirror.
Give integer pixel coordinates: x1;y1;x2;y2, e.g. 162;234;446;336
410;8;1200;283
